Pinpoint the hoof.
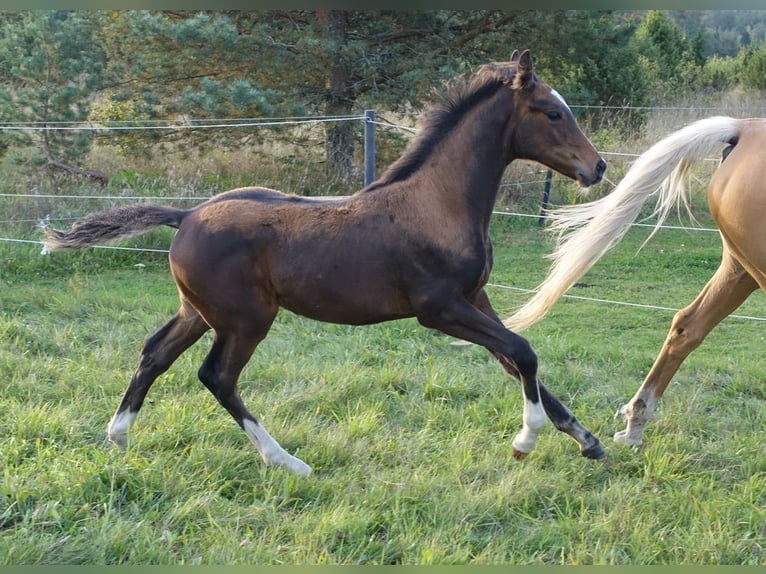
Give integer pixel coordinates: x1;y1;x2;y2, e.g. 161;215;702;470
271;453;313;476
291;459;313;477
581;441;606;460
613;430;643;447
512;447;530;461
107;433;128;450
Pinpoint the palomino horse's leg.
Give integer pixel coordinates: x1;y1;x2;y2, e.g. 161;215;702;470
418;288;603;460
196;330;312;476
471;289;604;460
107;300;210;447
615;249;758;446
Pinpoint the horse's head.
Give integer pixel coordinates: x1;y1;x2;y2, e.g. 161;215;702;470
488;50;606;187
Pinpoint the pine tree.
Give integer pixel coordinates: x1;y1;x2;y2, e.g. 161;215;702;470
0;11;108;183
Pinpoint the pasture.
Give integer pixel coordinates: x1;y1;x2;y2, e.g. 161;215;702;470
1;187;765;564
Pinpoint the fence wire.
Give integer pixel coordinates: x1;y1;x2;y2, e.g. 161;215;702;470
2;111;762;322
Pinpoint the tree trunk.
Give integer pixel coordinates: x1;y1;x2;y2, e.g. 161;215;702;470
46;158;109;186
42;127;108;186
316;10;356;190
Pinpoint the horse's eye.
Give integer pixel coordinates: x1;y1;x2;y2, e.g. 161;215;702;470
547;111;562;121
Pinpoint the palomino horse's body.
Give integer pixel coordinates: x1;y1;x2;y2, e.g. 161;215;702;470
504;115;765;447
42;50;606;475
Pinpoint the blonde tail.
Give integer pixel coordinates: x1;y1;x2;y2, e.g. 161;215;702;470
503;116;742;332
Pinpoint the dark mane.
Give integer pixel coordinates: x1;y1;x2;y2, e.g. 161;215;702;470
364;69;510;191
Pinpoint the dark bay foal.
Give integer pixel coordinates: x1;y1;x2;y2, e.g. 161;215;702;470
43;50;606;475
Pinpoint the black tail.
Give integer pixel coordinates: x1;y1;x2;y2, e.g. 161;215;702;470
41;203;188;253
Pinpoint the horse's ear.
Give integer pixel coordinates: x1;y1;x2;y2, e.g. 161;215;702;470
510;50;520;63
513;49;535;89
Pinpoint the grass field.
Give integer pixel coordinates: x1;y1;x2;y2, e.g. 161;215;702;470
1;195;765;564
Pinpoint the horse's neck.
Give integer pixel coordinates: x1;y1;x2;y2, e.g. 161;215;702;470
424;96;512;221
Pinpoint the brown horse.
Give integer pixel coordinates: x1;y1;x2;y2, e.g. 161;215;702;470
42;50;606;475
503;115;764;448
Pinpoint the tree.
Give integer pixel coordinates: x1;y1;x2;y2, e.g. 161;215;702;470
0;10;666;187
97;11;557;188
0;11;108;183
521;11;647;108
630;11;693;99
738;44;766;91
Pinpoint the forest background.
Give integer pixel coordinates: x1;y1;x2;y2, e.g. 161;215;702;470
3;10;766;565
3;9;766;191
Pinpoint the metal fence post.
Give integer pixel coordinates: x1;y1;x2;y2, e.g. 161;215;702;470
364;110;376;186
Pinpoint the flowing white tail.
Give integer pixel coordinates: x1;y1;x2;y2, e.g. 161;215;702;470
504;116;742;332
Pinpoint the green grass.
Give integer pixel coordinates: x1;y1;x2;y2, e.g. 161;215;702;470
1;204;765;565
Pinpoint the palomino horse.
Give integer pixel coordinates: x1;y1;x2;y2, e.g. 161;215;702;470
504;115;764;447
42;50;606;475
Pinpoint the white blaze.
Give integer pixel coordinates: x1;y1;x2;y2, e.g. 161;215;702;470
550;88;571;111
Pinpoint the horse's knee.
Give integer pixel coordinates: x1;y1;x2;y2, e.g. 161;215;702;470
508;336;537;376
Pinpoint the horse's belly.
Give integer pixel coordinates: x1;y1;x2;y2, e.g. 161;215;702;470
278;288;413;325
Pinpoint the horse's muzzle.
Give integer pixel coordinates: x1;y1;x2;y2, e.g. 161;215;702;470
588;158;607;186
577;158;607;187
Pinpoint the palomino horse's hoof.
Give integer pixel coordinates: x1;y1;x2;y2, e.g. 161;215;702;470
613;430;643;447
512;447;530;461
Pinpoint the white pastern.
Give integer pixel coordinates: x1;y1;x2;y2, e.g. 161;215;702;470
243;419;312;476
613;391;659;446
512;399;547;454
107;410;137;448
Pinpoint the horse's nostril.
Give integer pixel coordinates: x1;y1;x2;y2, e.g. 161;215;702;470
596;159;607;178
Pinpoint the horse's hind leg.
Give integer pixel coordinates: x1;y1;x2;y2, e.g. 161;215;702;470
108;300;210;447
615;249;758;446
197;327;312;476
471;289;604;460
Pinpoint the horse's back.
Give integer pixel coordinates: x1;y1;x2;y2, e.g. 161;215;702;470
708;118;766;288
208;186;351;205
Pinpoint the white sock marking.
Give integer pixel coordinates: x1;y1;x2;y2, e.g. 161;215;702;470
107;410;137;448
512;399;547;454
614;390;659;446
243;419;312;476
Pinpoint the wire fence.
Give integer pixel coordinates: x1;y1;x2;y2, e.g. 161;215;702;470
0;115;365;131
2;108;763;322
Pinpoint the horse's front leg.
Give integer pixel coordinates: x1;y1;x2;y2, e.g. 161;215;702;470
416;288;603;460
471;289;604;460
490;353;546;459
